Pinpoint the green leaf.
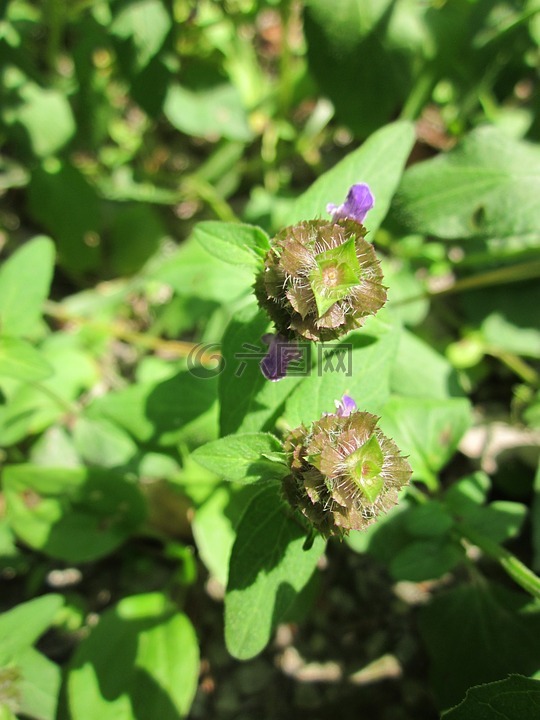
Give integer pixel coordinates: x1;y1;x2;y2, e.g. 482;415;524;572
15;82;75;157
3;465;146;562
153;235;255;303
379;396;472;489
111;0;171;70
419;583;540;709
15;646;61;720
304;1;425;136
442;675;540;720
218;303;303;436
283;313;400;428
27;162;102;274
193;221;270;270
192;433;288;484
164;83;252;142
0;339;99;447
389;538;464;582
88;370;218;448
444;472;491;513
192;484;261;587
444;472;528;545
73;417;138;468
393;126;540;240
283;120;415;236
0;236;54;336
0;595;63;666
225;484;325;659
390;329;464;399
0;337;53;382
404;500;454;538
460;281;540;360
67;593;199;720
107;204;167;276
446;493;528;546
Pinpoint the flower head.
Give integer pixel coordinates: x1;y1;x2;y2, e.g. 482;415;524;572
255;210;386;342
282;396;411;538
327;183;374;224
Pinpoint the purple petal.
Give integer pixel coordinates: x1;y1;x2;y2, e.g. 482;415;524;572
335;394;357;417
327;183;374;223
260;333;301;382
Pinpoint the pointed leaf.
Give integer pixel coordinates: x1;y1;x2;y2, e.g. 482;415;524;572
442;675;540;720
283;121;415;235
225;484;325;659
0;236;54;337
193;221;270;270
192;433;288;484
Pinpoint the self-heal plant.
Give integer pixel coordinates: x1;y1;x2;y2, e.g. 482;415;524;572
282;395;412;538
255;184;386;346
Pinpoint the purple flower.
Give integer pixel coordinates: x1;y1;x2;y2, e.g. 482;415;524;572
327;183;374;224
260;333;302;382
335;394;357;417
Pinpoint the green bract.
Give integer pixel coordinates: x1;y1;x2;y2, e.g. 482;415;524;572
255;219;386;342
283;410;411;538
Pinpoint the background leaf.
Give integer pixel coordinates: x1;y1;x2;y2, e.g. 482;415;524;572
67;593;199;720
3;465;146;562
110;0;171;71
379;396;472;488
304;1;426;137
393;126;540;240
0;595;63;665
153;236;255;303
164;83;252;142
442;675;540;720
419;583;540;709
15;646;61;720
14;82;75;157
0;337;53;382
0;236;54;337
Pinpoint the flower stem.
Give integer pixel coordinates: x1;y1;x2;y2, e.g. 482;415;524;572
457;522;540;601
393;259;540;306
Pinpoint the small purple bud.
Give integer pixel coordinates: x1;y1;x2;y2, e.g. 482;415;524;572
260;333;302;382
335;394;357;417
327;183;374;224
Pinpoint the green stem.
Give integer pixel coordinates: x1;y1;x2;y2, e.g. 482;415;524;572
278;0;294;116
182;177;239;223
394;259;540;307
45;0;64;75
400;64;438;121
44;302;220;364
457;522;540;601
485;348;539;386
